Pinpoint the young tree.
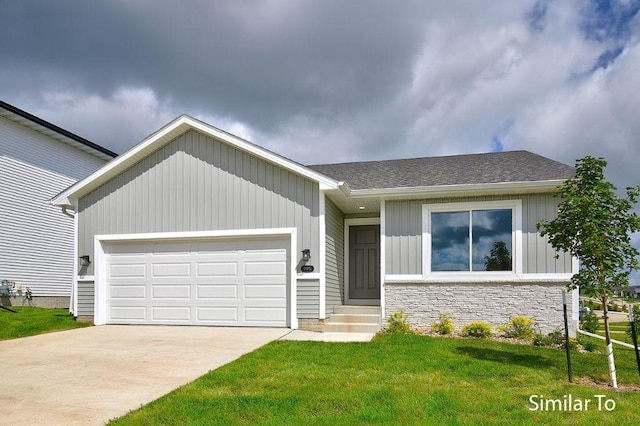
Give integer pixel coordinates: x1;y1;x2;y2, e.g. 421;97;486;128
537;156;640;388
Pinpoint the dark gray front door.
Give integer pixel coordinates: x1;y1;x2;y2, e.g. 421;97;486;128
349;225;380;300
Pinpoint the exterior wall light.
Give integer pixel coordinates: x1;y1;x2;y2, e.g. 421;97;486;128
80;255;91;266
301;249;311;262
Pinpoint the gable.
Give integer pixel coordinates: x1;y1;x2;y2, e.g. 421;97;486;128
53;115;338;207
76;129;321;276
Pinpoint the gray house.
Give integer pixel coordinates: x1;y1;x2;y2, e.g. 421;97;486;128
51;115;578;332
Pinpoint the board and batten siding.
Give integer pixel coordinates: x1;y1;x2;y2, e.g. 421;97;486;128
384;194;572;276
76;129;320;313
325;198;344;314
0;115;106;297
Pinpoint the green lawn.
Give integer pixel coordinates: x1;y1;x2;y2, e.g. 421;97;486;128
0;306;89;340
110;333;640;425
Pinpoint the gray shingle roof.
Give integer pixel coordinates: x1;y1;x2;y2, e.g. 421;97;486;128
307;150;574;190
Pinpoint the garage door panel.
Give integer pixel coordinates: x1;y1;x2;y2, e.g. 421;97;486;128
244;284;286;299
152;284;190;299
110;306;146;321
110;263;146;278
110;285;146;299
152;306;191;321
197;306;238;322
196;284;238;299
196;262;238;277
244;308;286;324
106;237;288;327
152;262;191;277
244;261;286;276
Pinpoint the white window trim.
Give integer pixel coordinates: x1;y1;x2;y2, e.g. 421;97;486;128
422;200;523;281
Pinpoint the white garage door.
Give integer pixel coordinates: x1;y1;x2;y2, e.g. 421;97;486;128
104;238;288;327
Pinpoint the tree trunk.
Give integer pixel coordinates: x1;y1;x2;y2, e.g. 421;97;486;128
601;295;618;388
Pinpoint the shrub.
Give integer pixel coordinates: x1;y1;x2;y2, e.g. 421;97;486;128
386;311;413;334
461;321;492;338
580;310;600;334
431;313;454;335
577;336;596;352
533;329;578;350
501;315;536;339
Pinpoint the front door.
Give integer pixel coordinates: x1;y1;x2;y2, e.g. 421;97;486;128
348;225;380;301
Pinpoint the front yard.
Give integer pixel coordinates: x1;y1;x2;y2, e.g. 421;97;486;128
0;306;89;340
110;333;640;425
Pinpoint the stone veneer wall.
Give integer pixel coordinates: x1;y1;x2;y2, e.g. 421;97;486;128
385;282;575;335
1;295;69;309
297;318;327;332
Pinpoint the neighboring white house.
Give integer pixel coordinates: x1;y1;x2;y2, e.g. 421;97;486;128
0;100;116;307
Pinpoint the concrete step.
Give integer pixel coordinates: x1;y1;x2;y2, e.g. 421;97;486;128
324;305;382;333
333;305;381;315
328;314;381;324
323;322;381;333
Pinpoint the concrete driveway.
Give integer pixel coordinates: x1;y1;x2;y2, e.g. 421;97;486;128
0;325;290;425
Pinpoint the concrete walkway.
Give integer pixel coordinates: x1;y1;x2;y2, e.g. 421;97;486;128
0;326;289;426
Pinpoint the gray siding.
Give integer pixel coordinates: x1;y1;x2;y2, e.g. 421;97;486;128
325;198;344;314
385;194;572;275
297;279;320;318
385;200;422;275
78;130;320;275
77;280;95;316
522;194;573;274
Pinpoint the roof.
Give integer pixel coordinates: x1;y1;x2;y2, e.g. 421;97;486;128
308;151;575;191
51;115;339;207
0;99;117;161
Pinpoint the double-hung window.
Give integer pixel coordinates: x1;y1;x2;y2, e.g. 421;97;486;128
423;200;522;277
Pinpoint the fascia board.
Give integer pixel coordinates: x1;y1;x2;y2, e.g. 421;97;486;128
346;180;565;199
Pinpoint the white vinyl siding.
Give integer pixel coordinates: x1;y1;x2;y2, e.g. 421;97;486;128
0;116;106;296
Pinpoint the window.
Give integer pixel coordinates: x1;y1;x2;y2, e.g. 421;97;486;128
424;200;521;276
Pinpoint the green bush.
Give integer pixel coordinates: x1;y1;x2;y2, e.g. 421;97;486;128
431;313;454;335
386;311;413;334
533;329;578;350
501;315;536;339
584;300;603;311
577;336;596;352
580;310;600;334
461;321;492;338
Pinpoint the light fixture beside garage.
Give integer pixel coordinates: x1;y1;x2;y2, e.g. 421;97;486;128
79;255;91;266
301;249;311;262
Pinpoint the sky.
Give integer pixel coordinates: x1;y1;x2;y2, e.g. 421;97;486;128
1;0;640;281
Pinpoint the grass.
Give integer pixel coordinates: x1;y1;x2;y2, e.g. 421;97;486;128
110;333;640;425
0;306;89;340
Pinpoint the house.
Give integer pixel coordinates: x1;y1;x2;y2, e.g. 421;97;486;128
0;100;116;307
51;115;578;332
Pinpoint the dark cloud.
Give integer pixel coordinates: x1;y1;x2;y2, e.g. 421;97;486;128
0;0;425;136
